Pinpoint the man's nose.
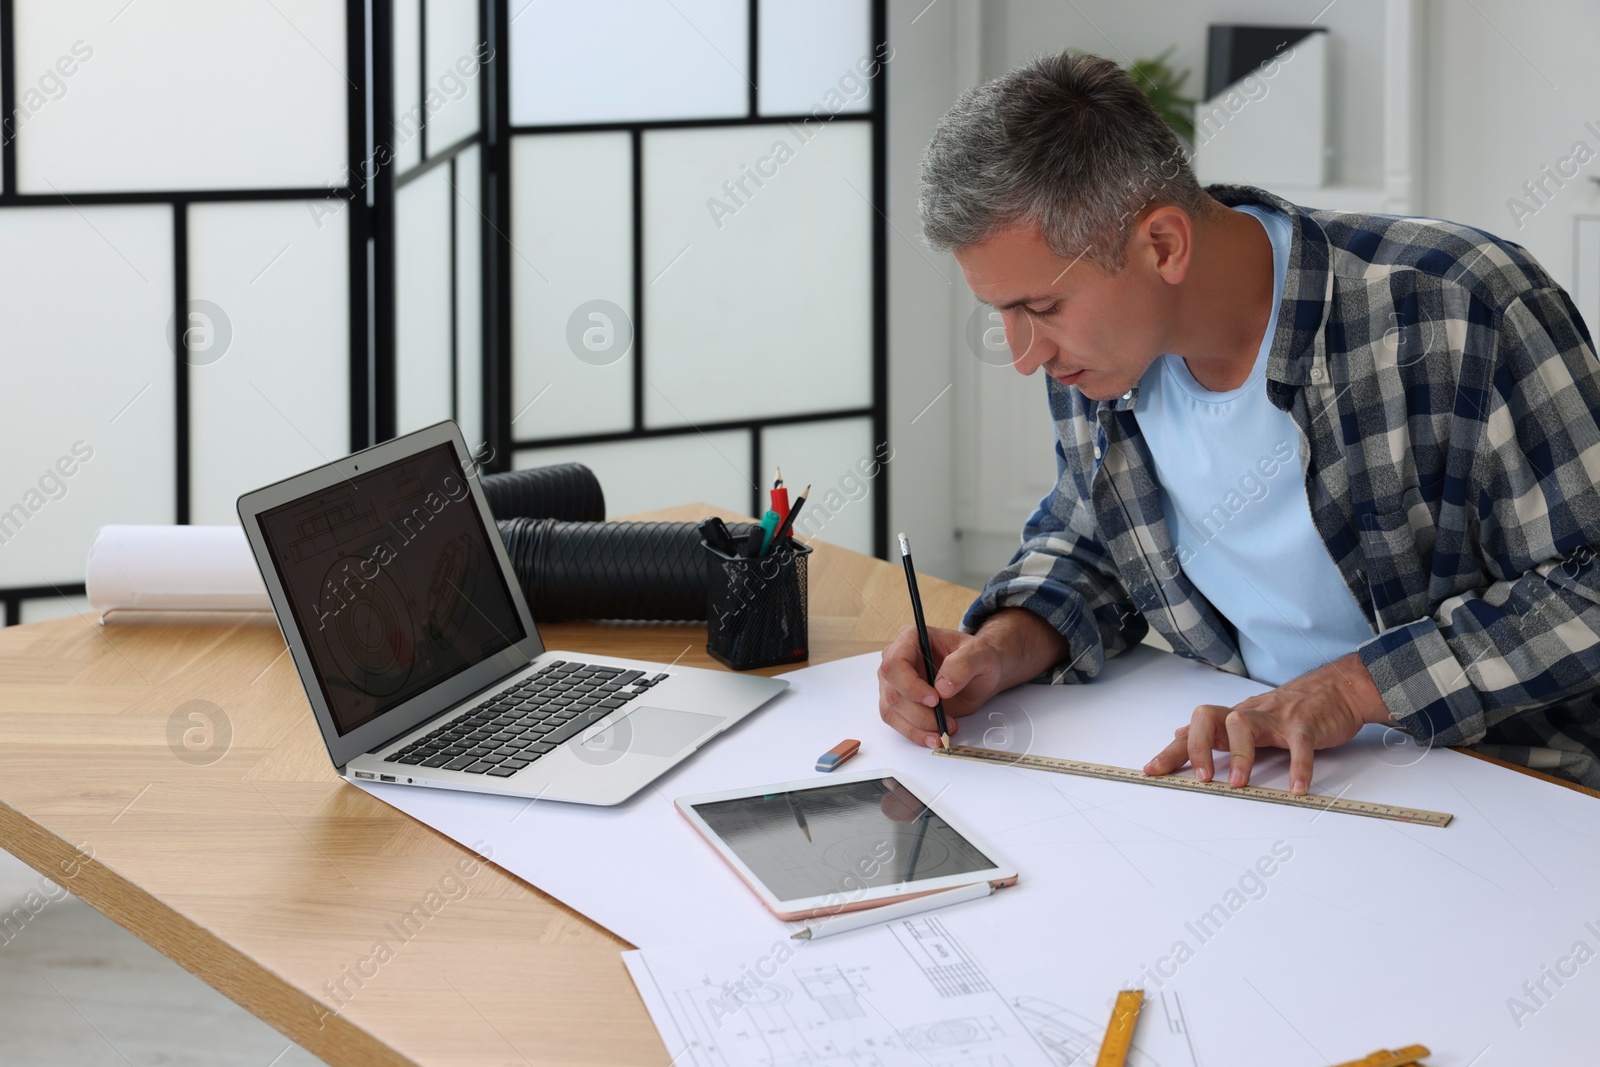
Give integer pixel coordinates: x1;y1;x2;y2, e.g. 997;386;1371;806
1005;312;1056;375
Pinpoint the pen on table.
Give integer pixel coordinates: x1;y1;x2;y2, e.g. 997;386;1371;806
898;532;950;750
791;880;998;941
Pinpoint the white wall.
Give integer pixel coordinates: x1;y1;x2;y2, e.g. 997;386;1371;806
982;0;1388;188
883;0;969;579
1422;0;1600;295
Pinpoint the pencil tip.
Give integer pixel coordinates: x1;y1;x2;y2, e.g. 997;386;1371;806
940;733;951;751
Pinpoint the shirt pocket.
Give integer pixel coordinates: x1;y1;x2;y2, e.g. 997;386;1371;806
1358;485;1438;631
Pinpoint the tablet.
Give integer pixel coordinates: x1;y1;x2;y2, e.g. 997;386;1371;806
676;768;1018;921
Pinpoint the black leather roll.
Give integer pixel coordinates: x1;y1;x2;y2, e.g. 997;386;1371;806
498;518;754;622
480;463;605;522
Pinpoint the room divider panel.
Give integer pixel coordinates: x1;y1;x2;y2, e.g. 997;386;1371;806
0;0;886;626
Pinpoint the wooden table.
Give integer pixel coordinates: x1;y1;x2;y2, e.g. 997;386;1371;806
0;505;980;1066
4;504;1593;1065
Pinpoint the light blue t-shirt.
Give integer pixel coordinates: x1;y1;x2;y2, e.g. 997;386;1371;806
1132;204;1373;686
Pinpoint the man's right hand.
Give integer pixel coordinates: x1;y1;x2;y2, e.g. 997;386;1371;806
876;608;1071;748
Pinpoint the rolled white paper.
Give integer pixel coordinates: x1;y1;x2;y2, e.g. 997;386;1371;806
85;525;271;621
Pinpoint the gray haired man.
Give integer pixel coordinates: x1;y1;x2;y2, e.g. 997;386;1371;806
878;51;1600;792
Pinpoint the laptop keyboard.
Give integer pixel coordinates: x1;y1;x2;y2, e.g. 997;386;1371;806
381;661;668;777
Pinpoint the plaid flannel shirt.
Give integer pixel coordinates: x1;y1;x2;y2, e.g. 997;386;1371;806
964;185;1600;789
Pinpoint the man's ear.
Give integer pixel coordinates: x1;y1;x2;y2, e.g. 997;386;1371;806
1139;205;1193;285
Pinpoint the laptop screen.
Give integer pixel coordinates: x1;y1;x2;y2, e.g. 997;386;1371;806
257;442;525;736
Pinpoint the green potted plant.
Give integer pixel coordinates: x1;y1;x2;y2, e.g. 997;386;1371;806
1128;46;1197;146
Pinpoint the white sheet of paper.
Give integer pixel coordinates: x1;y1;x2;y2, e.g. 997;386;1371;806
358;646;1600;1063
623;912;1204;1067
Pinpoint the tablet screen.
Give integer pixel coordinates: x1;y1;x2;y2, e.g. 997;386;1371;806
689;775;998;903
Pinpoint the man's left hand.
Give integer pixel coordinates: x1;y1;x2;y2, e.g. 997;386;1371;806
1142;653;1392;795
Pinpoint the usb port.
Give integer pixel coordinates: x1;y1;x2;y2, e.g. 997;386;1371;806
379;774;396;783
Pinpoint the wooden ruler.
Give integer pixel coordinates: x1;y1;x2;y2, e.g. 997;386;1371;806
1094;989;1144;1067
932;745;1454;827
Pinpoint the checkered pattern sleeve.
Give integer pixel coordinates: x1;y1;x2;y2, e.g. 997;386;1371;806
961;393;1148;684
1357;284;1600;752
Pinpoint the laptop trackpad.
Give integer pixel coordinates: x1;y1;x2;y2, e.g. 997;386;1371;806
582;706;725;759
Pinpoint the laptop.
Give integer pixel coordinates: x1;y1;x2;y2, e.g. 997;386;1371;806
237;420;788;805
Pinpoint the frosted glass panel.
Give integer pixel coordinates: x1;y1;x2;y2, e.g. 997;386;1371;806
454;146;484;454
510;0;748;125
187;201;351;525
643;122;872;426
20;594;91;625
396;165;455;435
510;134;633;440
393;0;423;172
424;0;483;153
14;1;346;193
0;205;174;586
514;431;753;519
757;0;874;116
760;417;875;555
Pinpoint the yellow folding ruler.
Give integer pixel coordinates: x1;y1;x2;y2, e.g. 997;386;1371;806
1094;989;1144;1067
1331;1045;1431;1066
932;744;1453;827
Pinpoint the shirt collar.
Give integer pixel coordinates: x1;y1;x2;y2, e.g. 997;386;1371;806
1207;183;1334;398
1081;183;1333;419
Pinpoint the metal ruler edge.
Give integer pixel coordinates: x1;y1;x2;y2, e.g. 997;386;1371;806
933;745;1454;827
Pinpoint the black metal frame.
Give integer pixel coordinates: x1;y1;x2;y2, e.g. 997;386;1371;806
0;0;368;625
381;0;495;453
487;0;890;553
0;0;889;626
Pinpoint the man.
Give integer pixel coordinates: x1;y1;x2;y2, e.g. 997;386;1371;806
878;50;1600;793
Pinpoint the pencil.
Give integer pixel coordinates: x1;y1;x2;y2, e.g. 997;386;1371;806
903;806;931;881
791;881;996;941
897;533;950;750
785;791;811;843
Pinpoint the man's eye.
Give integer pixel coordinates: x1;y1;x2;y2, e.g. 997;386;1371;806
1025;303;1057;316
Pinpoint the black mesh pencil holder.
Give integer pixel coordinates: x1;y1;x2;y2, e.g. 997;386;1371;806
704;539;812;670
